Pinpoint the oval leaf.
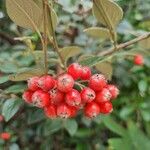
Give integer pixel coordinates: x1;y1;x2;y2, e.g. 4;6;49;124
59;46;82;65
93;0;123;28
64;119;78;136
95;62;113;80
2;99;23;122
9;68;45;81
84;27;110;39
6;0;58;36
6;0;43;31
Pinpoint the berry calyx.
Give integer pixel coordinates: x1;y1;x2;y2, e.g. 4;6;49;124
32;90;50;108
66;89;81;106
38;75;55;91
81;66;91;80
67;63;82;80
99;101;113;114
0;132;11;140
134;54;144;66
95;88;112;103
89;74;107;91
57;74;74;93
106;84;119;99
44;105;57;119
84;102;100;118
50;88;64;105
27;76;39;91
81;87;95;103
57;104;71;118
22;90;33;104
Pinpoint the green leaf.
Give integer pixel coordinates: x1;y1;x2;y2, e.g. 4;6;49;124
0;62;18;73
44;119;62;135
5;84;26;93
95;62;113;80
6;0;58;36
93;0;123;28
6;0;43;31
127;121;150;150
2;99;23;121
84;27;110;39
108;138;133;150
59;46;82;65
79;55;103;66
101;115;126;136
0;76;9;84
138;80;148;93
9;68;45;81
64;119;78;136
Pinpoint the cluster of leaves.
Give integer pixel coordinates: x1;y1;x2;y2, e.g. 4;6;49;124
0;0;150;149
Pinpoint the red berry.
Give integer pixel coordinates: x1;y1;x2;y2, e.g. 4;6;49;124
57;104;71;118
0;115;4;122
81;87;95;103
22;90;33;104
89;74;107;91
38;75;55;91
99;101;113;114
84;102;100;118
81;66;91;80
67;63;82;80
32;90;50;108
66;89;81;106
44;105;57;119
57;74;74;93
95;88;112;103
27;76;39;91
134;54;144;65
49;88;64;105
69;106;78;118
106;84;119;99
0;132;11;140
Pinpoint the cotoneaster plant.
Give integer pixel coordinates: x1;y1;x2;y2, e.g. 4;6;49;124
1;0;149;125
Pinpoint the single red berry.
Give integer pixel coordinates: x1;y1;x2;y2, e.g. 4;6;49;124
81;66;91;80
106;84;119;99
69;106;78;118
49;88;64;105
89;74;107;91
81;87;95;103
67;63;82;80
57;104;71;119
66;89;81;106
0;115;4;122
57;74;74;93
22;90;33;104
38;75;55;91
44;105;57;119
27;76;39;91
0;132;11;140
84;102;100;118
95;88;112;103
32;90;50;108
99;101;113;114
134;54;144;65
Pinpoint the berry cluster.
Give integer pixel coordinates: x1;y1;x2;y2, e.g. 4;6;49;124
0;132;11;141
23;63;119;119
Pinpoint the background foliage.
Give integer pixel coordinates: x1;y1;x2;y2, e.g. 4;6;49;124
0;0;150;149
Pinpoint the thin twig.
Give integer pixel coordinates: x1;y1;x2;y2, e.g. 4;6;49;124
99;32;150;56
47;2;66;69
43;0;48;74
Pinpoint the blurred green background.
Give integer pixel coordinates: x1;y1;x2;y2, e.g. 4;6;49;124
0;0;150;149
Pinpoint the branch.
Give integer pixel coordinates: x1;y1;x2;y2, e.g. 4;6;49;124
99;32;150;56
47;2;66;69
